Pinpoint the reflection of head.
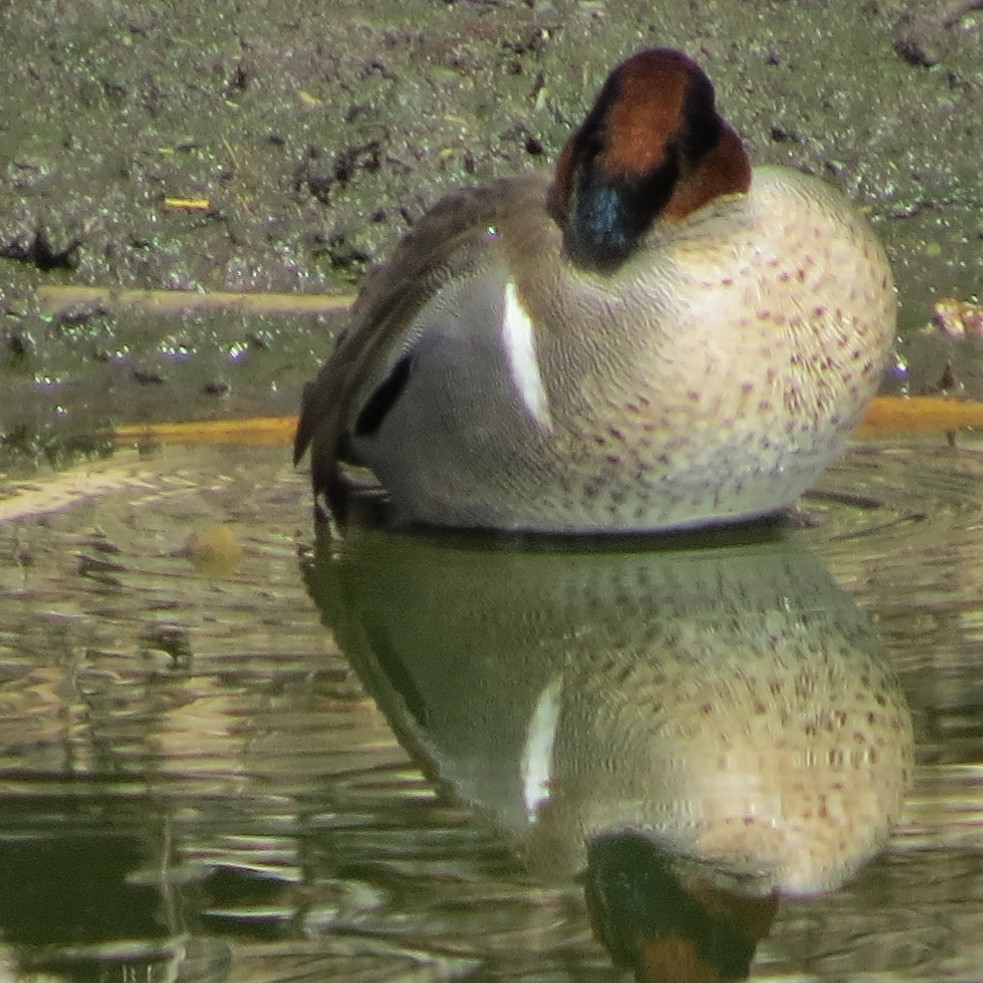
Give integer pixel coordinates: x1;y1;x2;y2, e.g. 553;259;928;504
585;830;778;983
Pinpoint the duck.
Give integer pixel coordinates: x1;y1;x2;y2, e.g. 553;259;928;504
294;48;896;533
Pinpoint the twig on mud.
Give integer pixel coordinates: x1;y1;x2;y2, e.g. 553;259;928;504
112;416;298;447
38;285;355;318
853;395;983;437
103;397;983;449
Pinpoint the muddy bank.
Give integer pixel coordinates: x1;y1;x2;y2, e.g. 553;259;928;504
0;0;981;467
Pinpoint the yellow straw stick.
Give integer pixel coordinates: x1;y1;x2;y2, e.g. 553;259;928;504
113;416;298;447
38;285;355;318
108;397;983;448
163;197;211;211
853;395;983;437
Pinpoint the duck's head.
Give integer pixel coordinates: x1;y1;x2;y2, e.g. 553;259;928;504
548;49;751;271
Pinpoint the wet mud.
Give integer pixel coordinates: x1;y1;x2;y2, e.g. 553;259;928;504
1;0;982;469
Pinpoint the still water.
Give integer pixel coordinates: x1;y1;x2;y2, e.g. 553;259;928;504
0;436;980;981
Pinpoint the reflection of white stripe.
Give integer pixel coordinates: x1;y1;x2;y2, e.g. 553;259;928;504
502;280;552;429
521;674;563;821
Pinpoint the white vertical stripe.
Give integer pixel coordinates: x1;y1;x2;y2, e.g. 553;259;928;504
502;280;552;429
521;675;563;821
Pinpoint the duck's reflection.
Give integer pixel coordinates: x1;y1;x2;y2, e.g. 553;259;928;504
303;524;913;982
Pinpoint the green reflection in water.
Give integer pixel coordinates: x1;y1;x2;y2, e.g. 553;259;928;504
304;520;914;981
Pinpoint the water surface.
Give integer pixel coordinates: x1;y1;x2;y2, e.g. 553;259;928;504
0;436;980;981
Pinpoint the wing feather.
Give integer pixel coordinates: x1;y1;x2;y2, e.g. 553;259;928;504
294;175;549;519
